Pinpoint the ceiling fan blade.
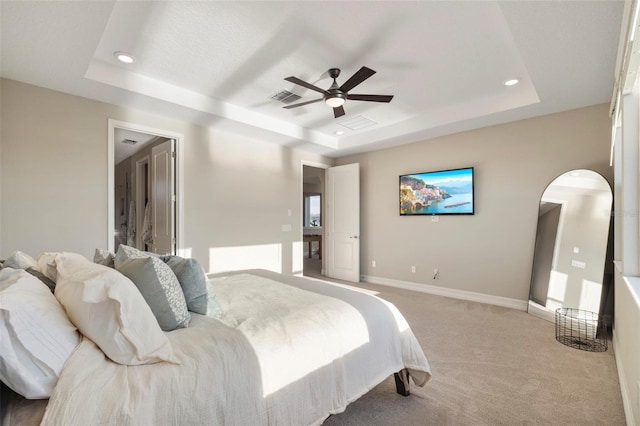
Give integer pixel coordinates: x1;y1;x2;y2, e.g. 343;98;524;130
333;105;345;118
339;66;376;92
283;98;324;109
284;76;327;94
347;94;394;103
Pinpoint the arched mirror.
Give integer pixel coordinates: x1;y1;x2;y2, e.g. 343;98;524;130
528;169;613;322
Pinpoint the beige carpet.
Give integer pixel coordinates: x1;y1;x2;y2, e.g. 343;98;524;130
308;268;625;425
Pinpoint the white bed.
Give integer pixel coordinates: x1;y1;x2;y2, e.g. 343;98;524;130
1;254;431;426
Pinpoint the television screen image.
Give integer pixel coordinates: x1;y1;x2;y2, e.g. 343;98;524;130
400;167;474;215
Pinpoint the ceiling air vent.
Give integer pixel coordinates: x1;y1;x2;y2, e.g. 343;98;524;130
338;115;378;131
121;139;138;145
271;90;301;104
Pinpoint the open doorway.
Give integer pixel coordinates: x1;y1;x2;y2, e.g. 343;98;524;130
108;120;184;255
303;165;325;277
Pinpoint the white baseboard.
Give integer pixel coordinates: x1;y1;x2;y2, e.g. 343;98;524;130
361;275;528;311
613;330;637;426
526;300;556;323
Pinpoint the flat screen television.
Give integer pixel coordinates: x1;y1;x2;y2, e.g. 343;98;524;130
400;167;474;215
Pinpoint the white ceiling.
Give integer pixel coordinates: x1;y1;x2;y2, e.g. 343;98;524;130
113;129;167;165
0;1;624;158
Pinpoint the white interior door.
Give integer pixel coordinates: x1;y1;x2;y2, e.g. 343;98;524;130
326;163;360;282
150;139;176;255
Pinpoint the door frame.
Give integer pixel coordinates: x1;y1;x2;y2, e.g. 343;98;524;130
108;119;184;255
301;160;330;276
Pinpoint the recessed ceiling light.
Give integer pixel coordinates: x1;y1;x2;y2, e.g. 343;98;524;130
114;51;135;64
335;130;344;135
504;78;519;86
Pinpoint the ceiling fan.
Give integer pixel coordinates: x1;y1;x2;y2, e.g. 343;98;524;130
283;66;393;118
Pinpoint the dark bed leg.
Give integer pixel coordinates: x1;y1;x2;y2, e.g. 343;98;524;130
394;369;410;396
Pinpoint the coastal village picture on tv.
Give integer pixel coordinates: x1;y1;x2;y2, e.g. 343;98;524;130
399;167;474;215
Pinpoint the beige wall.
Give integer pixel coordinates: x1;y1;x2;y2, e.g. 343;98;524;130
0;77;613;300
336;104;613;301
0;79;333;274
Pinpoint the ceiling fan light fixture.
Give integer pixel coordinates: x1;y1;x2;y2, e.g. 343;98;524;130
325;95;346;108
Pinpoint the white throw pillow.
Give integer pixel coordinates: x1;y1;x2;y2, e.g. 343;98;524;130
3;251;38;270
35;252;61;282
53;252;180;366
0;268;80;399
36;252;87;283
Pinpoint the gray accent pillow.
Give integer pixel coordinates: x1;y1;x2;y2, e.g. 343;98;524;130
93;248;115;268
160;256;209;315
4;251;38;270
115;245;190;331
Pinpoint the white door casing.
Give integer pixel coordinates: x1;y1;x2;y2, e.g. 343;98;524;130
150;139;176;255
326;163;360;282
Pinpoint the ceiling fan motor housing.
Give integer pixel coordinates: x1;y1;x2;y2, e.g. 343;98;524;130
325;89;346;103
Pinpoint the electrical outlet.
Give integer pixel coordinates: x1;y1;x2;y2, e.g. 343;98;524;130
372;260;376;268
411;266;416;273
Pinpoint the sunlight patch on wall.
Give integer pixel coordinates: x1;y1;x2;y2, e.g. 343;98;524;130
579;279;603;313
177;247;192;258
209;244;282;273
292;241;303;275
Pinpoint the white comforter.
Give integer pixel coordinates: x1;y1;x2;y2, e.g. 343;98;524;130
41;270;431;426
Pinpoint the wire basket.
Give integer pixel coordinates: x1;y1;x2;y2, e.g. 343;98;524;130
555;308;609;352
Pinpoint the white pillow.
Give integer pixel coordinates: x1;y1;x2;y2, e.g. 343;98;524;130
0;268;80;399
35;252;61;282
3;251;38;270
53;252;179;366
